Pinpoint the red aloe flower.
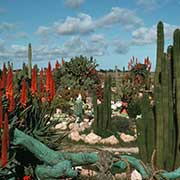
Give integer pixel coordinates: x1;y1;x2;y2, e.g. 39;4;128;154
0;90;2;129
31;66;37;96
40;69;45;96
6;67;13;99
49;76;55;101
9;95;15;112
6;67;15;112
55;60;60;69
46;62;51;92
1;112;9;167
20;79;27;108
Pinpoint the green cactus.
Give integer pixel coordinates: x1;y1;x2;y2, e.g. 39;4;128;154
137;94;155;163
154;21;164;169
28;43;32;79
153;23;180;170
173;29;180;168
74;94;83;123
92;75;112;133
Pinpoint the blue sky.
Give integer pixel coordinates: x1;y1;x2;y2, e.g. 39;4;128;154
0;0;180;71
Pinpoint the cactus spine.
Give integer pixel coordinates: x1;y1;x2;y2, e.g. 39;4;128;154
28;43;32;79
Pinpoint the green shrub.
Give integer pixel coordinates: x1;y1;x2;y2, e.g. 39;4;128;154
128;99;141;118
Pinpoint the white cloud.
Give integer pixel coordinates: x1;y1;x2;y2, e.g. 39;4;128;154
96;7;143;30
131;23;180;45
54;7;143;35
64;0;84;8
35;26;49;35
113;39;130;54
55;13;94;35
0;22;16;33
91;34;105;43
17;32;28;39
0;36;108;67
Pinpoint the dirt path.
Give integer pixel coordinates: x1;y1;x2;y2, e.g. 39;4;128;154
59;143;138;154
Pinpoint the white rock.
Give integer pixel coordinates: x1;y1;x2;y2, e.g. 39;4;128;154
131;170;142;180
111;104;117;110
83;132;101;144
116;101;122;108
100;135;119;145
136;114;142;119
80;122;89;129
68;131;81;142
54;122;67;130
120;133;136;142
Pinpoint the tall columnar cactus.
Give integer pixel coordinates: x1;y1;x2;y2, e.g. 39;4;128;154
154;21;164;169
28;43;32;79
173;29;180;168
153;22;180;170
92;74;112;133
137;94;155;164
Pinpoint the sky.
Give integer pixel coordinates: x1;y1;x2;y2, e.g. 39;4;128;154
0;0;180;71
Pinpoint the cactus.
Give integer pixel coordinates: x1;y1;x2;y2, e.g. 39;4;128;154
137;94;155;163
153;22;180;170
154;21;164;169
28;43;32;79
173;29;180;168
92;74;112;133
74;94;83;123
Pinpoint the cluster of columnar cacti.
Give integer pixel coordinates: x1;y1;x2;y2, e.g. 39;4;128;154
92;74;112;132
154;21;180;170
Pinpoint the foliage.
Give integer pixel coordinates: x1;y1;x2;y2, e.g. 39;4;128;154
128;98;141;118
110;117;131;133
54;56;100;92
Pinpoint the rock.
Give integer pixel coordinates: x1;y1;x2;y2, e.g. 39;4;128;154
111;104;117;110
80;134;86;141
56;108;62;114
100;135;119;145
120;133;136;142
68;123;79;131
131;170;142;180
83;118;89;122
80;169;97;176
115;173;127;179
54;122;67;130
80;122;89;129
68;131;81;142
83;132;101;144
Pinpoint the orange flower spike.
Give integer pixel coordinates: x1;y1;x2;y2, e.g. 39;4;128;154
31;66;37;95
1;112;9;167
6;67;13;99
46;62;51;92
8;94;15;112
40;69;45;95
55;60;61;69
20;79;27;108
0;91;2;128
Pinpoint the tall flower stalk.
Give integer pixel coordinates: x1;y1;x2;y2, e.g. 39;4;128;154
20;79;27;108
